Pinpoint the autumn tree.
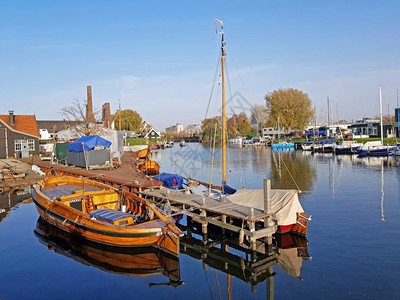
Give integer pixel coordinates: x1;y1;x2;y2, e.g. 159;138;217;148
112;109;142;132
227;113;251;139
265;88;313;132
201;117;221;141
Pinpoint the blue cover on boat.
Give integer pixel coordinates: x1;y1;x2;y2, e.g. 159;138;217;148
153;172;183;189
223;184;237;195
68;135;112;152
320;138;335;144
89;209;131;223
306;130;327;135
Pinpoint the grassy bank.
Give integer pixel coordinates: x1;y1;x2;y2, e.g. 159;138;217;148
126;138;166;145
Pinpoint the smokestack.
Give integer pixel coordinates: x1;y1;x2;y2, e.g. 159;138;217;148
9;110;15;126
102;102;111;128
86;86;96;123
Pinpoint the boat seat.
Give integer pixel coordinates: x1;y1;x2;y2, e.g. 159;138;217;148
89;209;134;226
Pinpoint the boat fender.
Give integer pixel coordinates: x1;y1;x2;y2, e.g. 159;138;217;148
239;221;245;245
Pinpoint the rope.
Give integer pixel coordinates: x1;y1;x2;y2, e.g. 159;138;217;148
279;154;301;192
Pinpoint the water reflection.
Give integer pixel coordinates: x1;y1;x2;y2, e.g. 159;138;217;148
270;150;316;192
179;219;310;296
34;218;184;287
0;189;32;224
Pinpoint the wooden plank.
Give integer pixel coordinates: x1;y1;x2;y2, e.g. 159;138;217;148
140;188;273;221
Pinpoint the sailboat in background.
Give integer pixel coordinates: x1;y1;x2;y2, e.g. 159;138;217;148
358;86;396;156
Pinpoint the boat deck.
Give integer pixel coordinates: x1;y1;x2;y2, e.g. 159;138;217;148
42;183;104;200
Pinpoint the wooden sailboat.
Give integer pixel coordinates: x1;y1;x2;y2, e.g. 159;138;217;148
32;175;182;256
213;19;309;236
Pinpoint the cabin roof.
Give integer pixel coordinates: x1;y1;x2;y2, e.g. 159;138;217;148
0;114;39;137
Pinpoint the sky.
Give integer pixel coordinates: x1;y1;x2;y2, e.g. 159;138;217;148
1;0;400;130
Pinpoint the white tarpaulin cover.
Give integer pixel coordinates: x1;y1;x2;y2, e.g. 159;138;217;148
226;189;303;226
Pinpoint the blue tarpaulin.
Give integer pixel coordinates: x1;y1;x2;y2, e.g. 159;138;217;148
306;130;327;135
223;184;237;195
68;135;112;152
154;173;183;189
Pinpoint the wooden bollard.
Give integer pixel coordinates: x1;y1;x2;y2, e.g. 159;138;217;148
263;179;274;228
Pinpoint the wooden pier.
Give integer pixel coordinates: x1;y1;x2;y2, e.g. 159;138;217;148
0;159;44;194
139;185;277;250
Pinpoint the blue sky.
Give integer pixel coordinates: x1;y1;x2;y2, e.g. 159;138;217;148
1;0;400;130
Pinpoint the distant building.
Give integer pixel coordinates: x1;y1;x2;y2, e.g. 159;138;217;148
144;128;161;139
262;127;285;139
165;123;184;134
0;111;40;158
348;120;399;138
36;120;76;140
184;124;202;136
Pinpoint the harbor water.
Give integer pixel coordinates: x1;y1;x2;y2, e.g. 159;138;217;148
0;144;399;299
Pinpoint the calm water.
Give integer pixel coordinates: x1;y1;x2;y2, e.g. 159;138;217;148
1;144;399;299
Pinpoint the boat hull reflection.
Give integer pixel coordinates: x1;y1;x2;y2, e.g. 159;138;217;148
34;218;183;287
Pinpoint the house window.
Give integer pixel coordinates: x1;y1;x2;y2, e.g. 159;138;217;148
27;139;35;151
15;140;22;151
14;139;35;151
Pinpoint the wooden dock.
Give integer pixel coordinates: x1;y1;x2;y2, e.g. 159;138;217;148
139;187;277;250
0;159;44;194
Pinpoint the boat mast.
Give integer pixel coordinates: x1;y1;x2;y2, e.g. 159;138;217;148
215;18;227;190
379;86;384;145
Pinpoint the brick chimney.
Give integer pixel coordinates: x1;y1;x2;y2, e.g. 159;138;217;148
86;86;96;123
102;102;111;128
9;110;15;126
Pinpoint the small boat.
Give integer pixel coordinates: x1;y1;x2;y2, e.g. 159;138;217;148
357;141;396;156
138;160;160;175
271;141;295;150
357;86;396;157
32;175;182;256
312;139;335;153
395;143;400;156
300;143;312;151
334;140;363;155
135;147;160;175
179;140;186;147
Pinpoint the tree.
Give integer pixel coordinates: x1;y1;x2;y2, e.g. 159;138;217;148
201;117;221;141
250;104;269;134
59;98;101;135
112;109;142;132
227;113;251;138
265;88;313;132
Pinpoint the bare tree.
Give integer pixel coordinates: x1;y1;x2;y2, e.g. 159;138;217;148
59;98;101;135
251;104;269;134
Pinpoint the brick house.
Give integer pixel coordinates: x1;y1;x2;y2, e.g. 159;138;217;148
0;111;40;158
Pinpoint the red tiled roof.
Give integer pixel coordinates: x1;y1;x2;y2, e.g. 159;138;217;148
0;115;40;137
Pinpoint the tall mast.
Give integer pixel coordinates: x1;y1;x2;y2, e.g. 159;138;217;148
215;18;227;189
379;86;383;144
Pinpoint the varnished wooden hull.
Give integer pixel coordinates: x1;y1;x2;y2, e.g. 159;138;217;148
32;176;180;256
138;160;160;175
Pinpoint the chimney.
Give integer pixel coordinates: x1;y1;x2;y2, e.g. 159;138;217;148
102;102;111;128
86;86;96;123
9;110;15;126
